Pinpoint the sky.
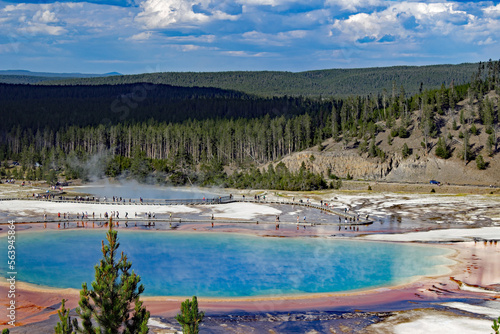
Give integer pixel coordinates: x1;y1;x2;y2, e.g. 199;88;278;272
0;0;499;74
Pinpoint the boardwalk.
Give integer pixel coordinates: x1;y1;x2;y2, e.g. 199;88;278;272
0;195;373;226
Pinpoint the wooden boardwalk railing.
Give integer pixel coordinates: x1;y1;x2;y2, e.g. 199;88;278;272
0;195;372;225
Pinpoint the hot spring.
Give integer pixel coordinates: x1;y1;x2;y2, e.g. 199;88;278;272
68;182;222;200
0;230;453;297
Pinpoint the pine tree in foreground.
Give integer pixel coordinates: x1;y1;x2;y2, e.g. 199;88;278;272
74;219;150;334
493;315;500;334
175;296;204;334
54;299;74;334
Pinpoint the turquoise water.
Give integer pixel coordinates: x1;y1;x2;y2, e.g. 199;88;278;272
0;231;452;297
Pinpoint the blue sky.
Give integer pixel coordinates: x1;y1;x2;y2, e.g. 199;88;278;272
1;0;499;74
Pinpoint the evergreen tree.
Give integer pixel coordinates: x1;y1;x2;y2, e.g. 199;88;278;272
476;155;486;170
470;123;478;135
130;147;151;181
359;137;369;153
493;315;500;334
487;133;495;156
46;169;58;185
402;143;411;158
450;80;456;111
435;137;451;159
368;140;377;157
492;128;499;152
175;296;205;334
331;105;339;141
460;130;473;164
74;221;150;334
421;104;436;154
55;299;74;334
398;126;409;138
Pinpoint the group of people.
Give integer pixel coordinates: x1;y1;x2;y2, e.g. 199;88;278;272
272;215;310;230
339;225;360;231
73;196;97;202
143;212;155;219
53;210;167;220
108;196;131;203
477;239;498;246
50;210;165;220
36;193;373;233
49;215;159;229
32;193;58;199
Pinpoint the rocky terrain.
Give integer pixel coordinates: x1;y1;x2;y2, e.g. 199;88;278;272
273;92;500;187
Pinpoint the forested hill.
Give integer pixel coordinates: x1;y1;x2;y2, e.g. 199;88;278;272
40;63;481;97
1;61;498;188
0;83;321;131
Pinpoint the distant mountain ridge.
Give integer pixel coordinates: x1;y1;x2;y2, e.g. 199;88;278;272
36;62;481;97
0;70;121;84
0;70;121;77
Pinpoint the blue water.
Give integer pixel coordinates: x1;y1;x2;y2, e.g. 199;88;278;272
0;231;452;297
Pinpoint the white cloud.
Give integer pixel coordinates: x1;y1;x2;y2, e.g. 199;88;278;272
1;2;68;36
3;3;26;12
331;2;474;42
332;11;399;42
128;31;153;41
236;0;293;6
397;2;470;25
242;29;308;46
166;34;216;43
169;44;219;52
477;37;494;46
0;1;138;41
127;31;219;48
461;17;500;44
483;4;500;17
220;50;272;57
180;44;201;51
136;0;238;29
137;0;209;28
19;23;66;36
212;9;239;21
325;0;382;11
33;9;58;24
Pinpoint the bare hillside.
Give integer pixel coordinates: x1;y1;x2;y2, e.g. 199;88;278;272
272;92;500;187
